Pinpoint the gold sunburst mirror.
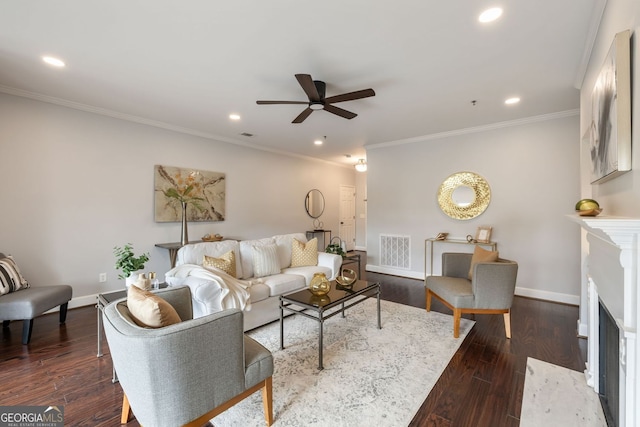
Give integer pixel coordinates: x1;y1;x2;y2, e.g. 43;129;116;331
437;171;491;220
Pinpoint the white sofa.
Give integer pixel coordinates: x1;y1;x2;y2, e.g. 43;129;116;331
165;233;342;330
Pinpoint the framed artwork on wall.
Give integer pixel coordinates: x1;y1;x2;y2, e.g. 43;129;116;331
589;29;631;184
154;165;226;222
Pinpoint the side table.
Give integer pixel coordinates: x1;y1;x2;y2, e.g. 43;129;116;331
342;252;362;276
97;284;167;382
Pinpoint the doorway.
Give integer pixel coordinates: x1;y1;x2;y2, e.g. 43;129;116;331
339;185;356;251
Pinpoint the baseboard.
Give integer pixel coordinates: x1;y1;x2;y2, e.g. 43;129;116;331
515;286;580;306
44;293;101;314
366;264;424;280
366;265;579;305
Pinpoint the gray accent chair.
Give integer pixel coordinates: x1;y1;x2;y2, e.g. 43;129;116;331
102;286;274;427
425;252;518;338
0;253;72;344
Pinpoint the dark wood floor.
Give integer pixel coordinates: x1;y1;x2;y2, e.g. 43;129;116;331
1;264;586;426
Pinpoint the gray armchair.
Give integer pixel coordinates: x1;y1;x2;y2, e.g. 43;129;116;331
425;252;518;338
102;286;274;427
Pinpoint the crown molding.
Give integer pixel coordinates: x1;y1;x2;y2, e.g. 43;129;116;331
0;85;348;169
573;0;608;89
367;109;580;151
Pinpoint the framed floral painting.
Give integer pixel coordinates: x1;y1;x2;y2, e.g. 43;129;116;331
154;165;225;222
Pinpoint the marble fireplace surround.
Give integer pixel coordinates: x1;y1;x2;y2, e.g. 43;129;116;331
570;216;639;427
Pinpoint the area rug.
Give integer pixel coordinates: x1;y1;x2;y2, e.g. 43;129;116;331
520;358;606;427
211;299;474;427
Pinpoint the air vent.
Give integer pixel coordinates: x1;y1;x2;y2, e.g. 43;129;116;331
380;234;410;269
240;132;254;137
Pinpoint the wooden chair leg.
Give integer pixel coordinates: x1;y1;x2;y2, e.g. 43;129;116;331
425;289;432;312
453;308;461;338
121;393;132;424
503;311;512;339
262;376;273;426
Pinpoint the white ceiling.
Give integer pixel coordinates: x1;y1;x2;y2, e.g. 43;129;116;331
0;1;603;167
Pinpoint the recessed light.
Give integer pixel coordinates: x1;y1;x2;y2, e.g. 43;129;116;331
479;7;503;23
229;114;241;120
42;56;65;67
314;139;323;146
505;97;520;105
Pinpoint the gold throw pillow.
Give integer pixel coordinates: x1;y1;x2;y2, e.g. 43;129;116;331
203;250;237;277
291;238;318;267
468;245;499;280
127;285;182;328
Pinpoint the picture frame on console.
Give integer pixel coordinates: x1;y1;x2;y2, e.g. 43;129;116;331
589;29;631;184
475;226;492;243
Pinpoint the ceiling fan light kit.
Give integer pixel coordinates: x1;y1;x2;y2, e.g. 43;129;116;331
257;74;375;123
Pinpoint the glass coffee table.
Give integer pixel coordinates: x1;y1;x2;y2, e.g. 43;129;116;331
279;279;381;370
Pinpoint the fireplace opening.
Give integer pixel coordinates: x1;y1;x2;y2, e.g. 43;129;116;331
599;300;619;427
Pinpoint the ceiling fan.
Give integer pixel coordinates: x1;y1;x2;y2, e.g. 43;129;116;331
256;74;375;123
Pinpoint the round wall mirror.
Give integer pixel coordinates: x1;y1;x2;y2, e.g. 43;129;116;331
305;189;325;218
437;172;491;220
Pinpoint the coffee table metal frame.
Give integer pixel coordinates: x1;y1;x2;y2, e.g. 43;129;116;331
279;280;381;370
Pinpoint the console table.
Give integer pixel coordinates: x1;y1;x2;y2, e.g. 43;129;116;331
306;230;331;249
156;239;238;268
425;238;497;279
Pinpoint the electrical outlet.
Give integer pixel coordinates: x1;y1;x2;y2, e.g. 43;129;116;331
99;273;107;283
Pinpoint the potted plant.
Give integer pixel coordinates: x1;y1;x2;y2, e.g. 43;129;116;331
325;237;346;258
114;244;150;287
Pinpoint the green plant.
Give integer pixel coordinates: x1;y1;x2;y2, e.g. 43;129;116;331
114;244;150;279
325;243;346;258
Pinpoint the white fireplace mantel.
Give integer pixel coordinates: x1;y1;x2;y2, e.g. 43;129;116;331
569;215;639;427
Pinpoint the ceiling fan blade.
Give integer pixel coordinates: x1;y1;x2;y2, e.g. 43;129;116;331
295;74;321;102
292;107;313;123
323;104;357;120
324;88;376;104
257;100;309;105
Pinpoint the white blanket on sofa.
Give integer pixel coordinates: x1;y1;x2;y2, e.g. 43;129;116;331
165;264;255;312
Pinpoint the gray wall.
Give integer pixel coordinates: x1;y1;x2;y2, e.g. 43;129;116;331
0;92;355;307
365;113;582;303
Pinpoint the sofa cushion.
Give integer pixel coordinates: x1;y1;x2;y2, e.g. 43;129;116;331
127;285;182;328
247;282;270;304
177;241;243;278
426;276;475;308
239;237;275;279
0;254;29;296
203;251;236;277
272;233;307;269
282;265;332;285
468;245;499;279
291;238;318;267
261;274;306;297
252;244;281;278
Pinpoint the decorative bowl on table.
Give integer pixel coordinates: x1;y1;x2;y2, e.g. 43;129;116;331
335;268;357;287
202;233;223;242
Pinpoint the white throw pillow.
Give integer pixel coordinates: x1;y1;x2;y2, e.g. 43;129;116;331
252;244;281;278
